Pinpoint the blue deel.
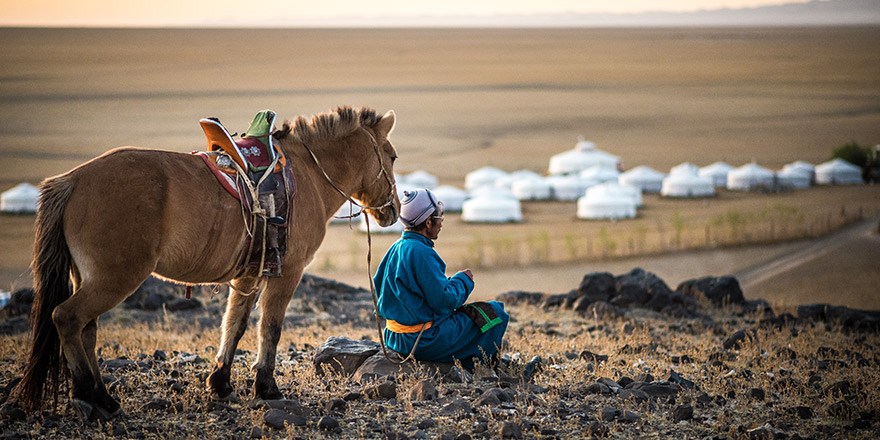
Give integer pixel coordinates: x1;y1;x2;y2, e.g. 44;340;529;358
372;231;508;369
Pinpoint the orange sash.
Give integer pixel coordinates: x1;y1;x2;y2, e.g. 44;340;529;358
386;319;433;334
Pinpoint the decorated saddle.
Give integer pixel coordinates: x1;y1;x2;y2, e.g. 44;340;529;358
195;110;296;278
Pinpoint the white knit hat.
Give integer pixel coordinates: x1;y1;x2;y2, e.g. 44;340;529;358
398;189;442;227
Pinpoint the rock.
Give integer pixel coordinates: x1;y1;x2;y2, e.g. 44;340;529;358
749;388;765;401
495;291;544;306
797;304;880;330
475;388;514;406
324;398;347;412
438;397;472;417
124;276;204;311
668;369;695;390
408;379;438;401
263;408;306;429
583;301;623;318
585;382;612;395
742;299;773;316
672;404;694;423
364;380;397;399
676;276;745;307
619;388;650;403
314;336;381;377
597;377;622;392
613;268;673;308
142;398;172;411
627;380;681;397
0;288;34;318
600;407;619;421
794;406;813;419
576;272;617;304
522;356;543;382
580;350;609;363
248;399;310;418
0;404;26;421
416;418;437;429
586;421;609;437
723;329;757;350
500;422;523;439
696;392;713;406
102;358;138;373
318;416;340;432
540;292;576;310
824;380;851;397
644;290;697;314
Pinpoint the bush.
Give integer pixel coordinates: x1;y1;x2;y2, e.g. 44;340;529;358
832;141;870;168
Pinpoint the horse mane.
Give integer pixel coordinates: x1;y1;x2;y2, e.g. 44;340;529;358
274;106;382;146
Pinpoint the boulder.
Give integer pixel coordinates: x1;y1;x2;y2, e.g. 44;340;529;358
495;291;545;306
797;304;880;330
676;276;745;307
576;272;616;304
613;268;673;308
314;337;381;377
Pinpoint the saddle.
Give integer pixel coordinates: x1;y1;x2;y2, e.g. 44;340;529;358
195;110;296;278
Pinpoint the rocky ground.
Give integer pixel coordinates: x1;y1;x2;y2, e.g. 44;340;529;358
0;271;878;439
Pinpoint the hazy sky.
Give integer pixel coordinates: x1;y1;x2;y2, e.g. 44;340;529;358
0;0;815;27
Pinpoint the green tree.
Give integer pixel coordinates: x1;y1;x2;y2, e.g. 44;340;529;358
832;141;870;168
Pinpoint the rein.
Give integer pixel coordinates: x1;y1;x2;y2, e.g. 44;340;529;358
301;128;425;365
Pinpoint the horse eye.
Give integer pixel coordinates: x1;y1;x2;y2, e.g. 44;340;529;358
391;155;397;164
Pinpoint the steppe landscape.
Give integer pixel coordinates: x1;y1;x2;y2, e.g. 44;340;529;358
0;26;879;438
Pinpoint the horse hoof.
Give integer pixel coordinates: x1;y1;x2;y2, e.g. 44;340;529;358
70;399;94;421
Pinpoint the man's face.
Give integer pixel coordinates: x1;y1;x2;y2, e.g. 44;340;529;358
426;209;444;240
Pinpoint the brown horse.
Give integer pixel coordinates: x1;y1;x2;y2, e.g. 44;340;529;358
11;106;400;420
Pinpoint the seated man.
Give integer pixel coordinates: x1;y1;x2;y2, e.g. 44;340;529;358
372;189;509;370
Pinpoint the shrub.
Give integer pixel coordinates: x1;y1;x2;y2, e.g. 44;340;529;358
832;141;870;168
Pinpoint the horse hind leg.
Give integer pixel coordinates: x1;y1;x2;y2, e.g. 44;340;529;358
53;276;142;420
207;279;260;401
82;318;124;419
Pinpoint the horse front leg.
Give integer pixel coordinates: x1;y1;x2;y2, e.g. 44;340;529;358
252;273;300;400
207;278;260;401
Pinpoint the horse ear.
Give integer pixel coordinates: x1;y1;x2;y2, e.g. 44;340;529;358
376;110;396;138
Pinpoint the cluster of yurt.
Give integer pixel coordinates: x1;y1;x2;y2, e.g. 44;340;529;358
337;136;868;229
1;183;39;214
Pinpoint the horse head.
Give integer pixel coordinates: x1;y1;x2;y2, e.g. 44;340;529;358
354;110;400;227
274;107;401;227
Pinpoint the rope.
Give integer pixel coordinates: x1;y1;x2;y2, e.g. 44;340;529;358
300;128;424;365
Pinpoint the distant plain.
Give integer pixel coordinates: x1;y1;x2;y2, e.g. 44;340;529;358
1;27;878;308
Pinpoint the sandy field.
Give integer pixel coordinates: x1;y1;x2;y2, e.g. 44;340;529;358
1;27;879;308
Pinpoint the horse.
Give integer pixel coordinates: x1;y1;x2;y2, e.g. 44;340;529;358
10;106;400;420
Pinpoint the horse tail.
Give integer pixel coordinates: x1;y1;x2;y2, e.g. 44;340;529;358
13;175;74;413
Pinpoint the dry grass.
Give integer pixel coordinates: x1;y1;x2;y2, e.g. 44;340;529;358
1;300;878;439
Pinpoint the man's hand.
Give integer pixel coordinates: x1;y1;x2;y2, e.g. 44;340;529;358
460;269;474;281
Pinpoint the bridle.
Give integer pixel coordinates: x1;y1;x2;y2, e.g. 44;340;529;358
298;127;423;365
298;128;397;216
